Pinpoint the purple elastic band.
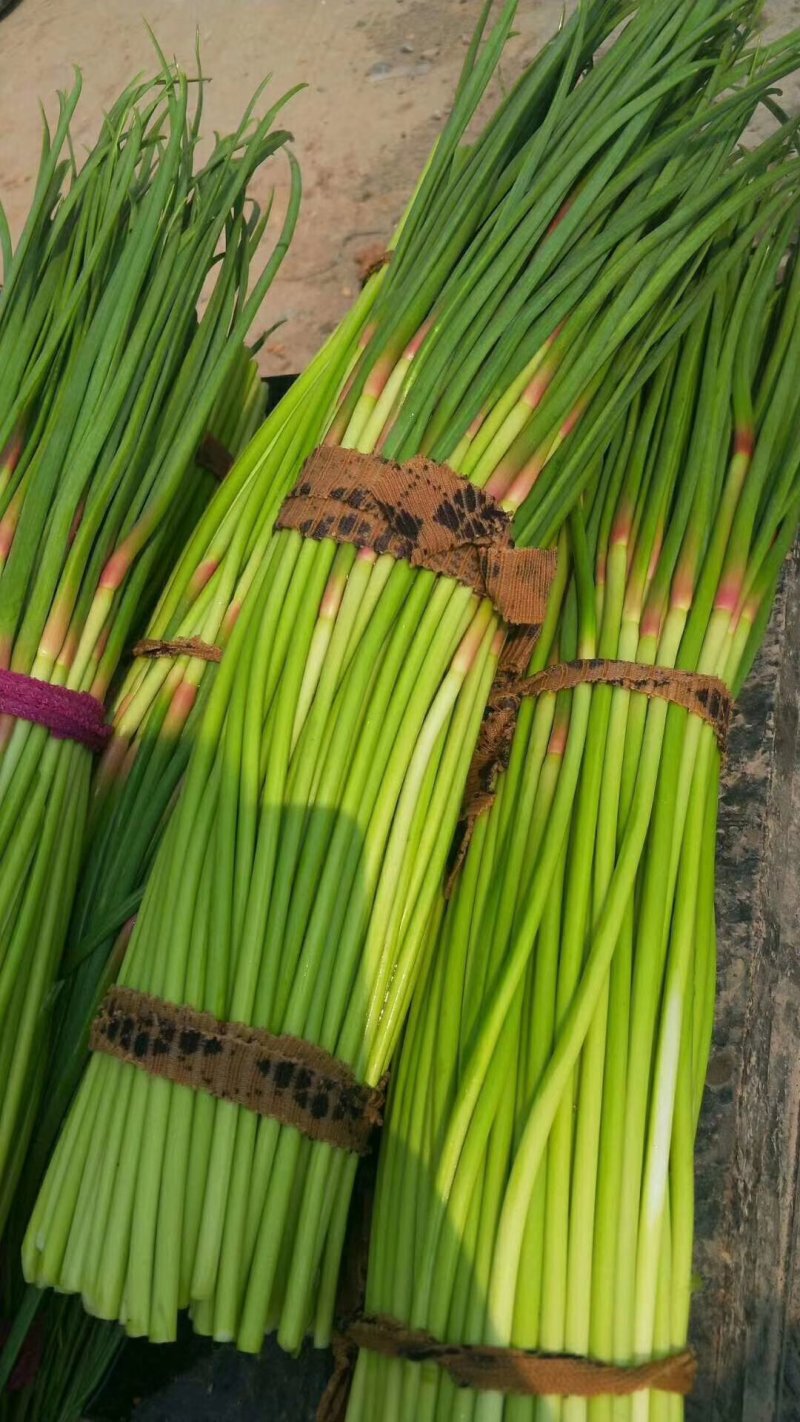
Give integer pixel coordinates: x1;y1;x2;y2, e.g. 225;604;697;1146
0;667;111;753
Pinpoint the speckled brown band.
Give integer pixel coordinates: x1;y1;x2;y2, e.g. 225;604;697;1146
276;446;557;628
90;986;385;1155
512;659;731;745
318;1316;695;1421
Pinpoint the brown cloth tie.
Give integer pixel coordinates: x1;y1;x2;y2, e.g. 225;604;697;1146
90;987;386;1156
317;1315;696;1421
276;446;557;629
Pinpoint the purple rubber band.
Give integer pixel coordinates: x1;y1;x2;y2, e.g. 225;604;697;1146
0;668;110;753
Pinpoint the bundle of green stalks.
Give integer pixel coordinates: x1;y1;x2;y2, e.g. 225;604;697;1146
0;58;300;1230
43;0;786;1093
348;202;800;1422
53;0;800;1098
0;358;264;1422
24;0;800;1361
28;268;393;1188
0;329;265;1422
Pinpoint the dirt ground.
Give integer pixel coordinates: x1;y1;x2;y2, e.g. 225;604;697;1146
3;0;799;377
0;0;563;374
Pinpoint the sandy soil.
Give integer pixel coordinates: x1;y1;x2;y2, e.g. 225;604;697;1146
3;0;798;376
0;0;569;373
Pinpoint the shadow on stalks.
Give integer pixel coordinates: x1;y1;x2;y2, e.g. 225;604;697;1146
2;788;462;1422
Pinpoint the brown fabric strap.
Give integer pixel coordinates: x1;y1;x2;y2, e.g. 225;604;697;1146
519;660;732;746
276;446;557;627
132;636;222;664
90;987;385;1155
497;625;542;675
196;432;235;482
318;1334;359;1422
448;659;732;891
317;1317;696;1420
